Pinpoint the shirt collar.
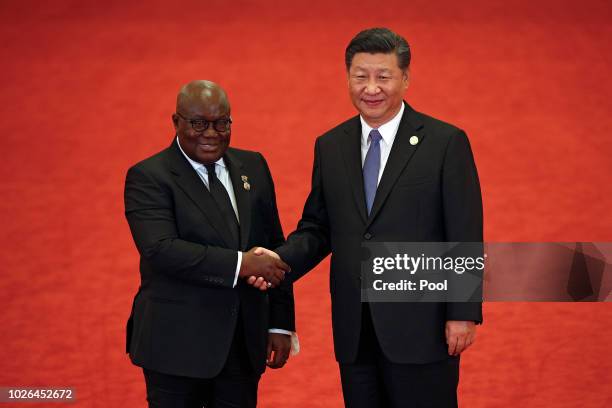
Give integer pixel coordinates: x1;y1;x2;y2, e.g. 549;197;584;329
176;135;226;173
360;102;405;146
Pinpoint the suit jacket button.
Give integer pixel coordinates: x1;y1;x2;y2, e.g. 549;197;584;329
364;233;372;240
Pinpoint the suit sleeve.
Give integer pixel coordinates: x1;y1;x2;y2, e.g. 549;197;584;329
442;130;484;323
258;153;296;332
124;165;238;288
275;137;332;282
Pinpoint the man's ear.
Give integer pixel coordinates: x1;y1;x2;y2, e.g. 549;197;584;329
403;70;410;90
172;113;179;131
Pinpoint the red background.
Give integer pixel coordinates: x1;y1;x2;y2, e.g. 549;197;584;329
1;0;611;406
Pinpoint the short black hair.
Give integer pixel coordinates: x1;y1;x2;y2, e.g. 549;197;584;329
345;27;411;71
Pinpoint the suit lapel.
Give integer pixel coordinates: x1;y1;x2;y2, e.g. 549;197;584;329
366;103;425;228
224;150;252;251
167;140;235;247
339;116;368;224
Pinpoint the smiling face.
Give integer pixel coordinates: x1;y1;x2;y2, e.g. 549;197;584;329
172;82;231;164
348;52;409;128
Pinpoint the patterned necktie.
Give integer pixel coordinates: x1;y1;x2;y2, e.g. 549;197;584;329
205;164;240;247
363;129;382;215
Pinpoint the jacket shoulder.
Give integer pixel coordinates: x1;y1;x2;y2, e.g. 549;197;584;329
226;147;270;170
128;145;174;174
316;115;360;144
413;110;465;137
226;147;263;161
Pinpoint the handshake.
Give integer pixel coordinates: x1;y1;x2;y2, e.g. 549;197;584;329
238;247;289;290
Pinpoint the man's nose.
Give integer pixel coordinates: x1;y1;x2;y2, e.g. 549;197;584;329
200;126;219;137
365;79;380;94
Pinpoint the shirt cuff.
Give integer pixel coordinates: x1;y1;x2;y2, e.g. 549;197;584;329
268;330;300;356
268;329;292;336
233;251;242;288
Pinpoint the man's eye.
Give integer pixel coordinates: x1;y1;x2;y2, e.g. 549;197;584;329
192;120;205;126
379;76;390;80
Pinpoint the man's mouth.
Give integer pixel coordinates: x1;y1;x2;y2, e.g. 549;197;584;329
362;98;384;107
197;143;218;152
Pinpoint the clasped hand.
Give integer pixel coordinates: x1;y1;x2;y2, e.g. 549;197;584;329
239;247;289;290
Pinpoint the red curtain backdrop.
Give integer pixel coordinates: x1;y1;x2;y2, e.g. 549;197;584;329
1;1;611;406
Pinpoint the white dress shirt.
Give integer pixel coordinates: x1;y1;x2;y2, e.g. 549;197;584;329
177;137;294;339
177;137;242;287
360;102;405;182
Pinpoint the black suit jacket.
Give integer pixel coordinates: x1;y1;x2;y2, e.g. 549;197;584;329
124;139;295;378
277;102;482;364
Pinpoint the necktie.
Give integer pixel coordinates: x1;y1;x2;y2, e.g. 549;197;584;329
205;164;240;247
363;129;382;215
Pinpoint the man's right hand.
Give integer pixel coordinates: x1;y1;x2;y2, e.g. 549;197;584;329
239;247;289;288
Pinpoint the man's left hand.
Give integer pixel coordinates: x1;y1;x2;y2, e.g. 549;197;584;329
445;320;476;356
266;333;291;368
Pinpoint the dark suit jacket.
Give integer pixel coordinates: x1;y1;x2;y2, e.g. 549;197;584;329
277;102;482;364
124;139;295;378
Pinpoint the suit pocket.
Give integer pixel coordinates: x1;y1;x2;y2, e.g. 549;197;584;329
150;301;200;367
148;296;185;305
396;175;437;188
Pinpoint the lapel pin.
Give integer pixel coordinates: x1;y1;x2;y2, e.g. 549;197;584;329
409;136;419;146
241;175;250;190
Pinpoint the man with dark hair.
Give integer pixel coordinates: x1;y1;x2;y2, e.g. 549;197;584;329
124;80;295;408
344;27;411;71
260;27;483;407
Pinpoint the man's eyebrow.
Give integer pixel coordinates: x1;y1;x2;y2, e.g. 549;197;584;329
192;115;230;120
351;66;393;72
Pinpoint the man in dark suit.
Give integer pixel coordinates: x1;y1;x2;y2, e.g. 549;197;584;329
260;28;483;407
124;80;294;408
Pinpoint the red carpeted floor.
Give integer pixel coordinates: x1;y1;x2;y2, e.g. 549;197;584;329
1;1;611;407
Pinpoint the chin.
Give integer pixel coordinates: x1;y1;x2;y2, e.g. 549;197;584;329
360;104;385;115
197;154;220;164
361;109;385;121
